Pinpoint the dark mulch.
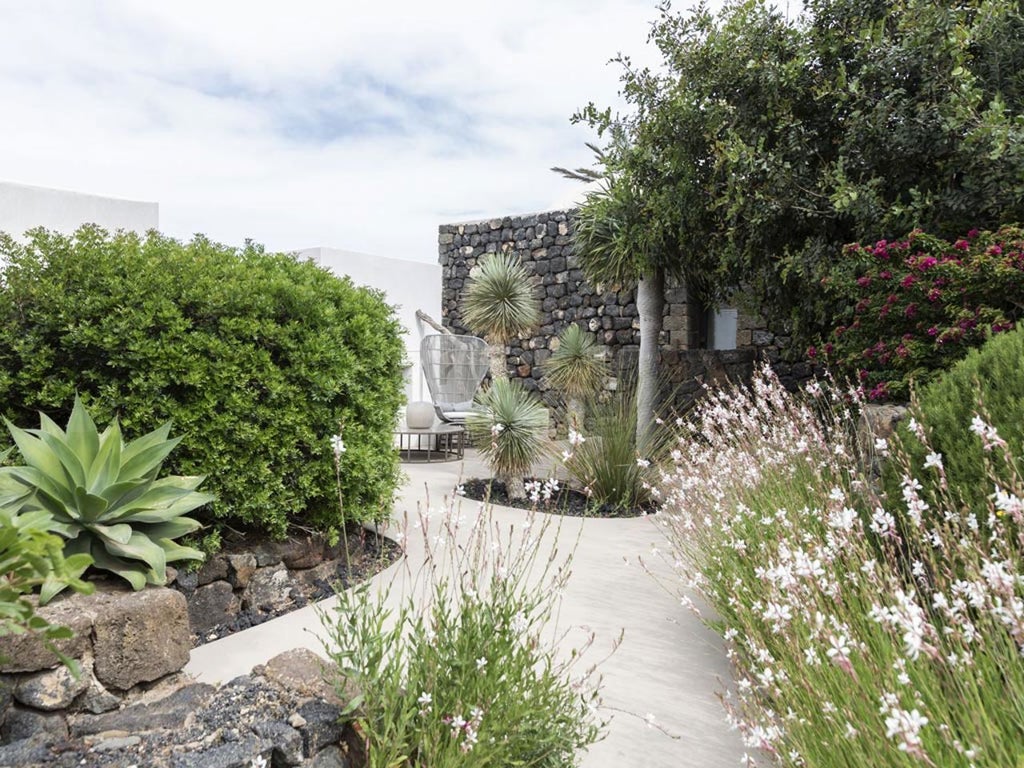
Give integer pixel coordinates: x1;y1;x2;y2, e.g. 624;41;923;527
458;478;657;518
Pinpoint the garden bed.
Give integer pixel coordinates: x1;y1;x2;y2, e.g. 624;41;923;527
458;478;657;518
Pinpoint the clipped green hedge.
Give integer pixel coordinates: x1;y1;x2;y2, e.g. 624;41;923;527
889;325;1024;516
0;226;405;540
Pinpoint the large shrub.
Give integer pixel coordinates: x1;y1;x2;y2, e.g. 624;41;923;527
819;226;1024;400
888;325;1024;519
0;227;405;539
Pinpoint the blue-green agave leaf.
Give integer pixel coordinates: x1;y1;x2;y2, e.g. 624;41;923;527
35;430;86;488
140;517;202;539
73;486;109;522
66;397;100;468
118;439;181;483
4;421;65;484
87;422;122;494
89;546;149;591
93;522;133;545
36;412;67;439
158;539;205;563
103;531;167;577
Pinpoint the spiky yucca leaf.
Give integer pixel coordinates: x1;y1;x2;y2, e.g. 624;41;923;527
463;252;541;344
466;378;549;500
0;397;211;600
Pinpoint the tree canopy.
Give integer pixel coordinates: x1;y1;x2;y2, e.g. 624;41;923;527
575;0;1024;341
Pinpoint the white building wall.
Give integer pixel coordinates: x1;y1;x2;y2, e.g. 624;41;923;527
0;181;158;240
299;247;441;405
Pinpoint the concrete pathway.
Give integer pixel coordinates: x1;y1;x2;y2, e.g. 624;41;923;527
187;451;746;767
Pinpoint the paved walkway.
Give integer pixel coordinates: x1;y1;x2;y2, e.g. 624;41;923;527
187;451;746;767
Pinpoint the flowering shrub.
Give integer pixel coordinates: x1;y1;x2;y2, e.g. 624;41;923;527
320;498;603;767
817;226;1024;400
656;366;1024;765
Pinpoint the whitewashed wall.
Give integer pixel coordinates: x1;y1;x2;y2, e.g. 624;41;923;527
0;181;158;240
299;247;441;405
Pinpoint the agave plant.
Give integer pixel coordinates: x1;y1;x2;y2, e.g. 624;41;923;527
462;251;541;380
0;398;210;600
466;378;549;500
544;324;606;429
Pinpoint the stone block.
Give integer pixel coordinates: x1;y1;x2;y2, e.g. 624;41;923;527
307;744;348;767
80;673;122;715
188;581;240;636
296;700;345;754
196;555;230;586
0;733;57;767
242;566;295;615
255;649;342;706
13;654;91;710
252;720;303;766
70;682;216;737
0;598;94;673
226;553;258;589
1;704;68;743
92;587;191;691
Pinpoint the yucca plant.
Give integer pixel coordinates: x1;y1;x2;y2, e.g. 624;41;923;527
0;398;210;600
544;324;606;429
466;378;549;500
462;251;541;380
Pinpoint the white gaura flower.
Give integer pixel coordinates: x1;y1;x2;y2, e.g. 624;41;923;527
923;452;943;470
330;434;346;457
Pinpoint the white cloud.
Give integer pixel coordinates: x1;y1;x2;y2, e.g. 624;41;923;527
0;0;748;263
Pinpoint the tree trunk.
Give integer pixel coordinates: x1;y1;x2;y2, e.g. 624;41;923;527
565;396;584;433
636;267;665;452
488;342;508;381
501;471;526;501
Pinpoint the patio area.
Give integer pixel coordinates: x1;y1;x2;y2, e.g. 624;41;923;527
186;449;746;768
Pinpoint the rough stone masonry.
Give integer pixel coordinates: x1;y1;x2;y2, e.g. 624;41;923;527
438;209;811;414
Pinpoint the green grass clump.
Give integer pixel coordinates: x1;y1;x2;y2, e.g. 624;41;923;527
563;388;665;513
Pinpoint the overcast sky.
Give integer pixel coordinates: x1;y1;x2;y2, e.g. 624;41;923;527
0;1;750;264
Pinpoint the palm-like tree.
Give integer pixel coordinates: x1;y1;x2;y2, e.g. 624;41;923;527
570;177;670;450
466;377;549;500
544;323;606;430
462;251;541;380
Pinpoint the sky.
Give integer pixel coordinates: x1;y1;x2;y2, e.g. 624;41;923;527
0;1;744;264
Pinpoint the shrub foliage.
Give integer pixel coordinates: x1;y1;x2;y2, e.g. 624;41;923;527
0;227;405;539
889;325;1024;519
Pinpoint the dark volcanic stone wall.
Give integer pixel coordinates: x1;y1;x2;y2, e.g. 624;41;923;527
438;209;809;413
